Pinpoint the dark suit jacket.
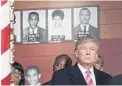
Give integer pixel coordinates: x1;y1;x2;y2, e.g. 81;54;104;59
23;27;47;43
51;64;111;85
73;24;99;40
109;74;122;85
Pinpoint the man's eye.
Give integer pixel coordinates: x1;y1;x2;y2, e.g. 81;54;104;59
34;74;38;76
56;64;60;66
80;47;85;50
91;48;95;50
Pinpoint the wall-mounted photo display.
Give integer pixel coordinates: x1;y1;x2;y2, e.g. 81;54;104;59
22;10;47;44
14;11;21;43
48;8;72;42
73;6;99;40
14;6;99;44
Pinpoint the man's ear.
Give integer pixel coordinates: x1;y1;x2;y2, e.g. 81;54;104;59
95;54;98;60
39;74;41;79
74;50;78;58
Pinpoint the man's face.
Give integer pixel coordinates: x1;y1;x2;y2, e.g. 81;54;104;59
26;69;40;85
54;58;66;71
94;58;103;71
28;14;39;29
53;16;63;27
75;42;98;65
80;9;90;24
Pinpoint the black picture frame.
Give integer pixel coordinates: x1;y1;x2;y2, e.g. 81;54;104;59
14;5;99;44
48;8;72;42
22;9;47;44
73;6;99;40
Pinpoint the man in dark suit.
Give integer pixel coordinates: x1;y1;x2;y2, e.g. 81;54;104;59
109;74;122;85
43;54;72;85
23;12;47;43
51;36;111;85
73;8;99;40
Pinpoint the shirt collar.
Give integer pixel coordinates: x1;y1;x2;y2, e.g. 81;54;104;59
29;27;38;34
77;63;94;75
80;24;89;31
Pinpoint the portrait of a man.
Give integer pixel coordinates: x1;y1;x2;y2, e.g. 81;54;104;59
22;10;47;44
48;9;72;41
73;7;99;40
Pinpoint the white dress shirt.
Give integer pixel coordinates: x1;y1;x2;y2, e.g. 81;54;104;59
77;63;96;85
80;24;89;32
29;27;38;34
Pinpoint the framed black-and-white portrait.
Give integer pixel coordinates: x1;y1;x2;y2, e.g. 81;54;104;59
48;8;72;42
73;6;99;40
22;10;47;44
14;11;21;43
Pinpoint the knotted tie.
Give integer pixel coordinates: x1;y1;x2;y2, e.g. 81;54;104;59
84;26;86;33
32;29;35;34
86;70;94;86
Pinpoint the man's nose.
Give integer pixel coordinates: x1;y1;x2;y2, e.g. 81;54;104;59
86;49;90;55
31;19;36;23
30;76;33;80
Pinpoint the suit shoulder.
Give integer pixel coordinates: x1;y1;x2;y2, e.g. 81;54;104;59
38;27;47;32
54;67;71;75
38;27;45;30
74;25;80;29
89;24;97;29
98;70;112;78
113;74;122;79
109;74;122;85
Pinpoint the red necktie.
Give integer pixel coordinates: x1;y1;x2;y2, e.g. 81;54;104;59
86;70;94;86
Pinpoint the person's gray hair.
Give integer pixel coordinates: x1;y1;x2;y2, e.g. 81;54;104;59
75;35;99;51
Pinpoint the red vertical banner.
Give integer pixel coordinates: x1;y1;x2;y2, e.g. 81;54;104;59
1;0;8;6
1;0;11;85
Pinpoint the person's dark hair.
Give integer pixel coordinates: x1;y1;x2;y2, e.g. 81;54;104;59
53;54;72;71
28;12;39;20
25;65;40;75
11;61;25;85
79;8;91;16
52;10;64;20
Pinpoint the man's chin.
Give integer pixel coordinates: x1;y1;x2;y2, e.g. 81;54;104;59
83;61;93;65
29;82;37;85
31;26;37;29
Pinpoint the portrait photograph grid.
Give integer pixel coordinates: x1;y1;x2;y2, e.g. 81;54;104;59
14;6;99;44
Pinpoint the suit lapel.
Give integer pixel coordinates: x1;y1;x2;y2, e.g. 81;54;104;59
94;67;101;85
77;25;83;32
69;64;87;85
